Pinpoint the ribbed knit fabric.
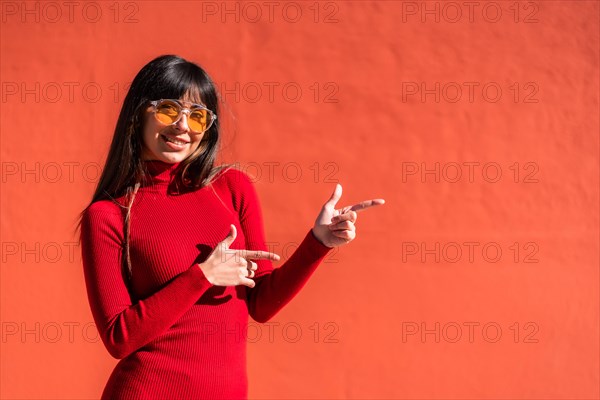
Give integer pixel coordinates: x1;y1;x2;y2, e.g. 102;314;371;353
80;160;333;400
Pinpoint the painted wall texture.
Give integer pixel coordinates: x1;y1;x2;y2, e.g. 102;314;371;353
1;1;598;399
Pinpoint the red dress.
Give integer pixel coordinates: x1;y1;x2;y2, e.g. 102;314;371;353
80;160;332;399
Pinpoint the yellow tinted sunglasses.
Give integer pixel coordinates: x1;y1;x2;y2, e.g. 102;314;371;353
149;99;216;134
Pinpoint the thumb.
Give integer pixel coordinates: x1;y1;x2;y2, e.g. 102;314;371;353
222;224;237;248
324;183;342;208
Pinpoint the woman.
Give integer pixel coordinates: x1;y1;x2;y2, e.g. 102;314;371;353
77;54;384;399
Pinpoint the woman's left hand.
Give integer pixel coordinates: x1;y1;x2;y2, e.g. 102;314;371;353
312;183;385;248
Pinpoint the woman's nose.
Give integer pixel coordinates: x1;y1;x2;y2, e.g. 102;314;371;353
174;112;190;131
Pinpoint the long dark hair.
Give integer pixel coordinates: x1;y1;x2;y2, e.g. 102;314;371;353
74;55;234;287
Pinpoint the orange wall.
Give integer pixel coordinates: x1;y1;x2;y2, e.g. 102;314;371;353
1;1;598;399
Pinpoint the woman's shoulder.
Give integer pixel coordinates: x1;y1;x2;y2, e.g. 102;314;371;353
209;165;261;212
211;164;256;190
82;198;126;222
79;199;126;242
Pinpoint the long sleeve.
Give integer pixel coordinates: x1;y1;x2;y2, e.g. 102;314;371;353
248;229;334;323
80;202;213;359
225;169;333;323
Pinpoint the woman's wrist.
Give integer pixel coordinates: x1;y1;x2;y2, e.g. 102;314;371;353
311;227;334;249
197;263;214;285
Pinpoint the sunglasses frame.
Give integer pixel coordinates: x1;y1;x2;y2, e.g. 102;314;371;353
149;98;217;134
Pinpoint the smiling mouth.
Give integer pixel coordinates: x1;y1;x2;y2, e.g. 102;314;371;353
161;134;189;146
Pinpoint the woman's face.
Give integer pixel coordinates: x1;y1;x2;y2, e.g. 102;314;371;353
140;93;207;163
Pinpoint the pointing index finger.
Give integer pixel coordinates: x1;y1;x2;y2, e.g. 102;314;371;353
237;249;281;261
343;198;385;213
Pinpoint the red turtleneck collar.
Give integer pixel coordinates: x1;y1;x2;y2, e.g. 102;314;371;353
142;160;181;185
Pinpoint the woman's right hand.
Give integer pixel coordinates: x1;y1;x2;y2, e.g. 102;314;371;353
198;224;280;288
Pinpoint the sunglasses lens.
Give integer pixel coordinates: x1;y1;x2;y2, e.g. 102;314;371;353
155;100;180;125
188;109;211;133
